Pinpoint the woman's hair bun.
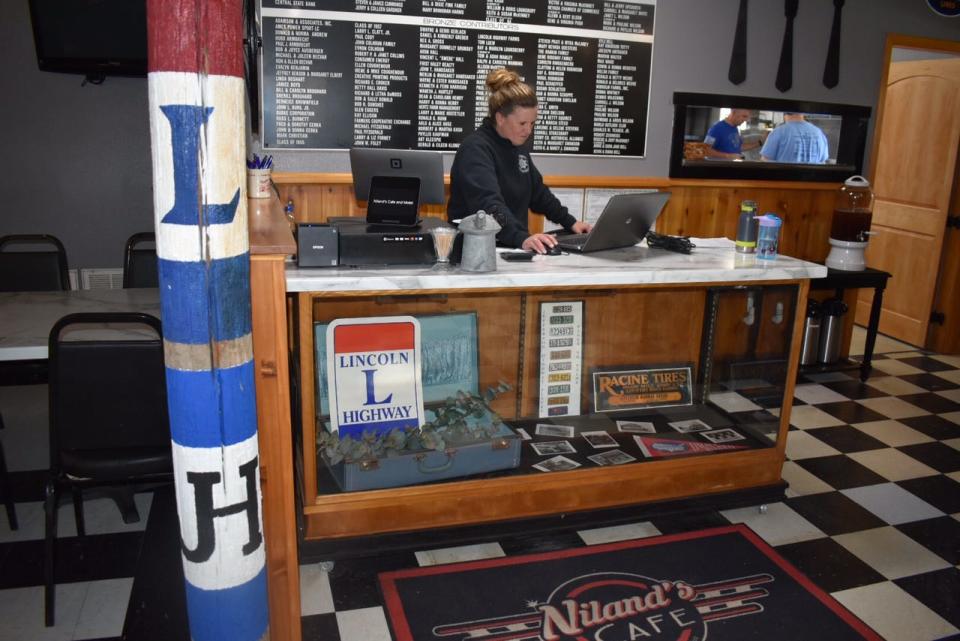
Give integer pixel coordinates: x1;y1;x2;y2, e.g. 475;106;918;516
486;68;520;93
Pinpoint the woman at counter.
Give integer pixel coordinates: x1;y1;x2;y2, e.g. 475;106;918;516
447;68;592;254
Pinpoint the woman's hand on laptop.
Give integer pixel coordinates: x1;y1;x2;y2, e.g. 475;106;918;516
522;233;559;254
571;221;593;234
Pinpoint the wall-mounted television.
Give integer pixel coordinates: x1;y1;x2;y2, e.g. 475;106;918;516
29;0;147;81
669;92;871;182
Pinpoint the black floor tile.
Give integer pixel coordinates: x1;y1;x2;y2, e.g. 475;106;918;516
896;475;960;515
817;401;887;425
899;393;960;415
822;380;888;400
898;415;960;441
898;443;960;474
896;357;956;373
898;373;960;393
786;491;886;535
328;550;416;612
499;530;584;556
302;613;342;641
895;567;960;629
0;532;143;589
650;510;730;535
895;517;960;566
804;426;888;453
794;455;888;490
773;537;886;593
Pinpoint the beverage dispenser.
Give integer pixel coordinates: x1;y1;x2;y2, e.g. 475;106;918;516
825;176;875;271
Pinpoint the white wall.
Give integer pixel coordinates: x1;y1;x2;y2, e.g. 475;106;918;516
1;0;957;268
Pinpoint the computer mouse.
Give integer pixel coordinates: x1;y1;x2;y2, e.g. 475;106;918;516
544;244;563;256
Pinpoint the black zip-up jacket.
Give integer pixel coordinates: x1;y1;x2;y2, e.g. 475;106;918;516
447;118;577;247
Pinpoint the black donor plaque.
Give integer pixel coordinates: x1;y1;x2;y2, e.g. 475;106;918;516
259;0;655;156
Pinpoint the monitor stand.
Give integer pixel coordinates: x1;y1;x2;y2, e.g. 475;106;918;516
365;219;423;233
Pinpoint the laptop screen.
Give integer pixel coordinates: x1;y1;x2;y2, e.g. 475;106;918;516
366;176;421;227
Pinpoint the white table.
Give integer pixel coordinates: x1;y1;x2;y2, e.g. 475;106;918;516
0;289;161;361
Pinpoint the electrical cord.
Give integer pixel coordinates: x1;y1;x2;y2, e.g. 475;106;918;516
645;231;696;254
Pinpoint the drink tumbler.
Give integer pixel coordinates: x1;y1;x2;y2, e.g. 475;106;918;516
754;214;782;260
735;200;759;253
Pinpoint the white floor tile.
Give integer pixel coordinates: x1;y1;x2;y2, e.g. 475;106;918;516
929;354;960;368
784;405;846;429
940;411;960;426
793;383;849;405
415;542;505;567
803;372;854;383
831;581;958;641
851;420;934;447
856;396;929;420
842;483;943;524
871;359;925;377
785;430;842;460
336;607;393;641
0;494;152;544
577;522;661;545
707;391;761;413
944;437;960;452
720;502;825;546
865;376;928;397
933;369;960;385
72;578;133;640
847;450;939;482
935;387;960;403
0;583;87;641
781;461;835;496
834;526;951;579
299;563;335;616
886;351;926;360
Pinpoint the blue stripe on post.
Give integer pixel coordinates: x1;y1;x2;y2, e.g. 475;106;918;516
185;567;268;641
166;361;258;448
158;254;252;344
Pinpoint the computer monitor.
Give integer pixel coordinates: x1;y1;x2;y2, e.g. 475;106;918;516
349;148;446;205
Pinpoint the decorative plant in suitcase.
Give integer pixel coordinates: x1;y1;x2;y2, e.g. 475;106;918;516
316;382;521;492
318;382;511;465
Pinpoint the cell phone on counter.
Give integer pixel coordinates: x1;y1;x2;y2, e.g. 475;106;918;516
500;251;534;262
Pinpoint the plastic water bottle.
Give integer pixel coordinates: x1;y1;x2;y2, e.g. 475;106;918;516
754;214;782;260
735;200;759;253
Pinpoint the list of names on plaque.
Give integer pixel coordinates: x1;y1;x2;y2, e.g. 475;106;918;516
260;0;656;156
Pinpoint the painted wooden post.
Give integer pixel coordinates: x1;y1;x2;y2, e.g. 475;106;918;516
146;2;269;641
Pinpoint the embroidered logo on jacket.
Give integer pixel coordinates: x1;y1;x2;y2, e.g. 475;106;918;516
518;154;530;173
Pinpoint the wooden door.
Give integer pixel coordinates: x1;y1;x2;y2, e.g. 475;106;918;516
927;156;960;354
856;52;960;346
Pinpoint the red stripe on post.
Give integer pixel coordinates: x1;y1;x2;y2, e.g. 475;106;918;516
147;0;243;78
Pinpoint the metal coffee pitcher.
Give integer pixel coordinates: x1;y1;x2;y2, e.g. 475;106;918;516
458;210;501;272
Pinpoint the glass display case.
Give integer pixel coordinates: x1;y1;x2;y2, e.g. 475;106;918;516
294;278;804;541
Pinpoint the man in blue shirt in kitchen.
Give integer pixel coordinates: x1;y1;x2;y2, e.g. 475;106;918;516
761;113;830;164
702;108;758;160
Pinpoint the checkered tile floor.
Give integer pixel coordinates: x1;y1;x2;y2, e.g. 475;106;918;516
1;344;958;641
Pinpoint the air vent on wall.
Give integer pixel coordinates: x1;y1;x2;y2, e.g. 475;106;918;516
79;268;124;290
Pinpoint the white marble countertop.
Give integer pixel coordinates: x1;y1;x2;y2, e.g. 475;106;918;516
0;288;160;361
285;245;827;293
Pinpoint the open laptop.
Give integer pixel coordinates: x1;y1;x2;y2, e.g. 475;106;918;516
555;191;670;253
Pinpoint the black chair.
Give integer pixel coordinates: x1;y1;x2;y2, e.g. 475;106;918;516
0;412;17;530
45;312;172;626
0;234;70;292
122;232;158;288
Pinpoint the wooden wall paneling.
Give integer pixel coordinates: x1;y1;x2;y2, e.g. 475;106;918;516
297;293;319;507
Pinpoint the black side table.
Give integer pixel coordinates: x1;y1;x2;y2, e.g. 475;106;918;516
808;267;892;381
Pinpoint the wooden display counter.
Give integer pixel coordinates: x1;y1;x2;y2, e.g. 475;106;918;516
287;248;825;541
